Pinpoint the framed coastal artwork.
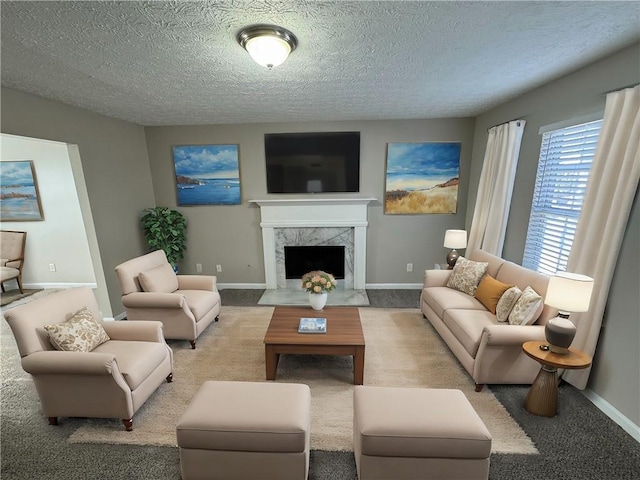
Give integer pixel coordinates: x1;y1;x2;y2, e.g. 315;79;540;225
172;144;241;205
0;160;44;221
384;142;461;215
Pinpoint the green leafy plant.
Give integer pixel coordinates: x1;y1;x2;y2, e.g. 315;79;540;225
140;207;187;269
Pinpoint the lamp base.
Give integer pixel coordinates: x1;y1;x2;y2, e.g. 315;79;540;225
446;249;459;269
545;316;576;355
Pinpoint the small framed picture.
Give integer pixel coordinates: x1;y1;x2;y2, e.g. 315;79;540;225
0;160;45;221
384;142;461;214
172;144;241;205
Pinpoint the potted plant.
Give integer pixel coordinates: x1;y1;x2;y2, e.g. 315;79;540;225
301;270;336;310
140;207;187;270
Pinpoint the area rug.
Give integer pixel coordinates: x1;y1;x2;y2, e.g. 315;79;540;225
0;288;43;307
68;306;537;454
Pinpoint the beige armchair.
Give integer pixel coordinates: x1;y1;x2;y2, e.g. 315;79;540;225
1;230;27;293
115;250;221;349
3;287;173;431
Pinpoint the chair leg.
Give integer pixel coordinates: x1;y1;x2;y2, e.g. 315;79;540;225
122;419;133;431
48;417;59;426
166;373;173;383
1;283;5;293
17;275;24;294
190;340;196;349
475;384;484;392
215;315;219;322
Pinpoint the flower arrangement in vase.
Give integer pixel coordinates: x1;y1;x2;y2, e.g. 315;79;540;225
302;270;336;310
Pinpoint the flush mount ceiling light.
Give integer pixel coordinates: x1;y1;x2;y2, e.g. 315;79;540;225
237;24;298;69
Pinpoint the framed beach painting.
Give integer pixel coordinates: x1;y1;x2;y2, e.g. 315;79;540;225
0;160;44;221
384;142;461;215
172;144;241;206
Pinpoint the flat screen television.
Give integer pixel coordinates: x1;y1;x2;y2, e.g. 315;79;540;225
265;131;360;193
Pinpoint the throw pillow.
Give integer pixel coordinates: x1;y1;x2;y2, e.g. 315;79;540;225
138;263;179;293
474;275;513;314
496;286;523;323
508;286;544;326
446;256;489;296
44;306;110;352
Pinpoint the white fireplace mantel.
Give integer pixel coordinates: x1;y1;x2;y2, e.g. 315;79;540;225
250;198;376;289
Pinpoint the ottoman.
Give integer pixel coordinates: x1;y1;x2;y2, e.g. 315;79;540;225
176;381;311;480
353;386;492;480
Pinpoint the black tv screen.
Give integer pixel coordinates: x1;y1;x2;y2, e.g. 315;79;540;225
265;132;360;193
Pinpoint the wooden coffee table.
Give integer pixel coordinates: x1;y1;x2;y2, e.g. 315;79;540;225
264;306;366;385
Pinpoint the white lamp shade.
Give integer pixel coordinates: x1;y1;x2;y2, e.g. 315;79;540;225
544;272;594;312
444;229;467;249
244;35;292;68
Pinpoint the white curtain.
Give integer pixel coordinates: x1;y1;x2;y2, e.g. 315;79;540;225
563;85;640;390
467;120;526;256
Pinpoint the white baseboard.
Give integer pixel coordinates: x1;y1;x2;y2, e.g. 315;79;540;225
365;283;423;289
582;389;640;443
24;282;98;289
218;283;423;290
218;283;266;289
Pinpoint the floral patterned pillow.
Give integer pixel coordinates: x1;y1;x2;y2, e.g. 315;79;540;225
446;256;489;296
44;307;110;352
508;286;544;326
496;286;522;323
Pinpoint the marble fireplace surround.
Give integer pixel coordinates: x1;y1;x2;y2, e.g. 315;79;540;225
250;198;375;290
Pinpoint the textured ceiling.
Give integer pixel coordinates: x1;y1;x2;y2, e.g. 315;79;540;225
1;1;639;126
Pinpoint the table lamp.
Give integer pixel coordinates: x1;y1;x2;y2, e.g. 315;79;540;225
444;229;467;268
543;272;594;354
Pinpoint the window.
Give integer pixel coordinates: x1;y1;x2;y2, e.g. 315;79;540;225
522;119;602;275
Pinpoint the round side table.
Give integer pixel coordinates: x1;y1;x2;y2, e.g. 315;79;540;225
522;340;591;417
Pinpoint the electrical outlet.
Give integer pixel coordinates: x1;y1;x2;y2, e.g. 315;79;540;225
49;263;56;272
196;263;202;273
406;263;413;272
216;264;222;272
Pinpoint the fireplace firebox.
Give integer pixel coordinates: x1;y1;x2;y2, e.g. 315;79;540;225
284;246;345;279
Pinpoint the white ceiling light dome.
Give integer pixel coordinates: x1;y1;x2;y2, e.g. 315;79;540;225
237;24;298;69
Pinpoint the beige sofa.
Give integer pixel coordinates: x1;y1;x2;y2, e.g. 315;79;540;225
420;250;557;391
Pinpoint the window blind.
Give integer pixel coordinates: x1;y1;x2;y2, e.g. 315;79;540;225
522;119;602;275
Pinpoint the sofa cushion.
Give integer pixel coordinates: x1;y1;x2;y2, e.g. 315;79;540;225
138;263;179;293
92;340;169;390
179;289;221;320
44;306;111;352
443;309;497;358
508;286;544;326
496;286;522;323
474;275;512;314
446;257;489;296
422;287;486;319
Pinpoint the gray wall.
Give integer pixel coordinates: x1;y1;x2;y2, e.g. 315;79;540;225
467;42;640;425
0;88;156;314
144;119;476;286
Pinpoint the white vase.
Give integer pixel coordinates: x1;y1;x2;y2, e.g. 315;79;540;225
309;292;328;311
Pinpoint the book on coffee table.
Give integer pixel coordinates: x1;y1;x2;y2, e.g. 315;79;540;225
298;317;327;334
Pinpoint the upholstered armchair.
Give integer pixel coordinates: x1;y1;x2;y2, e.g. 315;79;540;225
115;250;221;349
1;230;27;293
3;287;173;431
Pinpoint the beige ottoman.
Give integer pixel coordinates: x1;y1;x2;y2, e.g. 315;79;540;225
354;386;492;480
176;381;311;480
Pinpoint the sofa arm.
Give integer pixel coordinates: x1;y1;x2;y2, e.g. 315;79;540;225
423;269;452;288
122;292;185;309
176;275;218;292
22;351;117;376
102;320;165;342
481;324;546;346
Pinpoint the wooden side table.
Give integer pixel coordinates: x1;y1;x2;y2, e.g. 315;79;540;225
522;340;591;417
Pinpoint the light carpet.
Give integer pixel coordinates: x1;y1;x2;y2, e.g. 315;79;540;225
68;306;537;454
0;288;43;307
